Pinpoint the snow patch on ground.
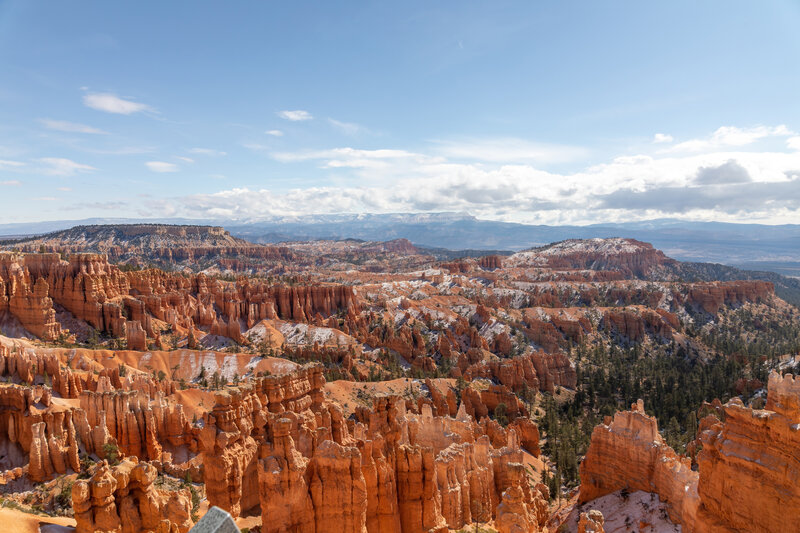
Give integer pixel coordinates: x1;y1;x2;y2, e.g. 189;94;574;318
508;238;648;266
564;490;681;533
279;322;339;345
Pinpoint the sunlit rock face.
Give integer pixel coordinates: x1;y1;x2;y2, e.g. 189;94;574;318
695;371;800;533
72;458;192;533
579;372;800;533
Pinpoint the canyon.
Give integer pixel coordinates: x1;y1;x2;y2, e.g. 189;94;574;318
0;226;797;532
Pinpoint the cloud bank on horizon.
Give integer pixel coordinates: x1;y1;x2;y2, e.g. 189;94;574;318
0;1;798;226
159;125;800;225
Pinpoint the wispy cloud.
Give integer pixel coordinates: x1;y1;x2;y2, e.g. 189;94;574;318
83;92;154;115
243;143;271;152
175;156;194;163
84;146;156;155
277;110;312;121
329;118;367;136
432;138;589;164
145;161;179;173
272;147;431;170
666;125;793;153
1;180;21;186
188;148;227;156
0;159;25;168
39;118;108;134
653;133;673;143
265;130;284;137
39;157;96;176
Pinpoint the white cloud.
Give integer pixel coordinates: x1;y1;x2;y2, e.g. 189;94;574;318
272;147;435;171
39;119;108;134
153;132;800;225
0;159;25;168
145;161;179;173
188;148;227;156
273;147;421;163
329;118;366;136
57;187;72;191
39;157;96;176
1;180;21;186
432;138;588;164
83;93;154;115
243;143;271;152
175;156;195;163
85;146;156;155
667;125;793;153
788;136;800;151
653;133;673;143
277;110;312;121
265;130;284;137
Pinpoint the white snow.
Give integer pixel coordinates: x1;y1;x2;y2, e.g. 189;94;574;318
564;490;681;533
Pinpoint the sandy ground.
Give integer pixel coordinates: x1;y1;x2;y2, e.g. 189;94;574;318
0;507;75;533
171;388;218;418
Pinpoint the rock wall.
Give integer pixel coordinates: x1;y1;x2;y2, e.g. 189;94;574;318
258;397;546;533
695;371;800;533
578;400;699;527
579;373;800;533
195;362;546;532
0;254;63;340
0;383;84;483
0;253;359;348
686;280;773;315
0;342;201;489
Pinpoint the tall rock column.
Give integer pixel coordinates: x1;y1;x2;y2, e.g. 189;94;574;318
258;418;315;533
307;439;369;533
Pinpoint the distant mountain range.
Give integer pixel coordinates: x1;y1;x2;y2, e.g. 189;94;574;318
1;213;798;276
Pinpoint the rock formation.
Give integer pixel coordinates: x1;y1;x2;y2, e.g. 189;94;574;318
578;399;699;527
72;458;192;533
695;371;800;532
578;510;605;533
201;367;547;532
579;373;800;533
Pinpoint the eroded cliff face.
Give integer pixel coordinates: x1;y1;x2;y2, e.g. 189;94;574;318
0;341;204;492
0;252;359;347
196;365;547;533
686;280;773;315
578;372;800;533
695;371;800;533
0;254;63;340
578;400;699;527
0;337;547;532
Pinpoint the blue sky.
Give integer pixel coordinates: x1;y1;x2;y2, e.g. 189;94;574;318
1;1;799;224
